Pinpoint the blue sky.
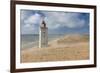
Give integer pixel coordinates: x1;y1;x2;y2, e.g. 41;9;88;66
20;9;89;34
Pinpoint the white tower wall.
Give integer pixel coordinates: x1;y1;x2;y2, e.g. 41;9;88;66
39;22;48;48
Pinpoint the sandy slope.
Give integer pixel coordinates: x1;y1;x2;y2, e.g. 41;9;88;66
21;35;89;63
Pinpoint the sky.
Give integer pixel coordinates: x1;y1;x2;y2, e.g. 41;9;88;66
20;9;89;35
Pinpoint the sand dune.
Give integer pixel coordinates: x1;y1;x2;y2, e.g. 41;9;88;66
21;34;89;63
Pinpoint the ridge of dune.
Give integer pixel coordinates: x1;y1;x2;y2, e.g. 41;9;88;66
48;34;89;46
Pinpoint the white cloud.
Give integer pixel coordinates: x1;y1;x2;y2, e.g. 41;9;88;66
24;13;42;25
24;24;31;28
21;13;43;34
43;12;86;29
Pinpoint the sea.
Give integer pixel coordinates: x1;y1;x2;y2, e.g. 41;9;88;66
21;34;64;49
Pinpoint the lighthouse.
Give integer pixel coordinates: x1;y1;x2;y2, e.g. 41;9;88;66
39;20;48;48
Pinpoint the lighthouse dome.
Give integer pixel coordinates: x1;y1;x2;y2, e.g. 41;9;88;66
41;21;46;27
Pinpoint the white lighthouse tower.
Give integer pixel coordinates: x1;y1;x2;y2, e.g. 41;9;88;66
39;20;48;48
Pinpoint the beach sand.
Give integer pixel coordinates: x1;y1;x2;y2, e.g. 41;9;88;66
21;35;89;63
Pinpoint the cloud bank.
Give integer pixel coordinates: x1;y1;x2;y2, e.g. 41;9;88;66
20;10;89;34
